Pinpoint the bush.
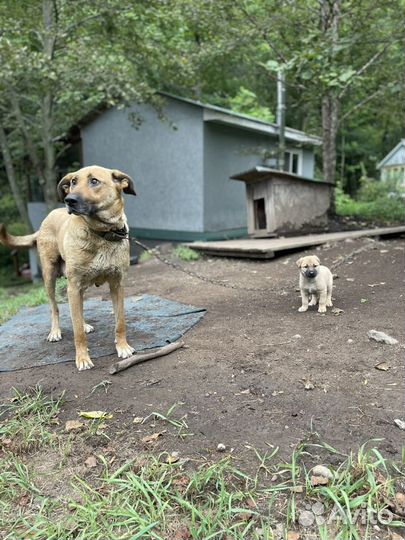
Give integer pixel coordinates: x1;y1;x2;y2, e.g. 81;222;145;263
336;177;405;223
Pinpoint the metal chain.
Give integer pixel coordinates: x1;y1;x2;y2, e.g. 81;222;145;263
129;236;378;293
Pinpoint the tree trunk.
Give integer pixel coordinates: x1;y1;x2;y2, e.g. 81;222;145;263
322;93;339;213
0;124;33;232
320;0;341;215
42;0;58;209
10;91;47;190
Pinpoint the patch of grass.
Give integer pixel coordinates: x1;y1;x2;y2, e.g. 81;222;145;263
146;403;192;439
0;278;67;324
173;246;201;262
0;386;64;453
138;249;153;263
0;387;404;539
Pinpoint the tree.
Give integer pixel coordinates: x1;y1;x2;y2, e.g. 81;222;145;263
0;0;193;211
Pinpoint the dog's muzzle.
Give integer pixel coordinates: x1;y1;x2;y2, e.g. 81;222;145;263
65;194;96;216
305;269;317;279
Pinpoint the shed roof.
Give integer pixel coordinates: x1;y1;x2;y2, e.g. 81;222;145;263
230;166;333;186
161;92;322;146
377;139;405;169
74;92;322;147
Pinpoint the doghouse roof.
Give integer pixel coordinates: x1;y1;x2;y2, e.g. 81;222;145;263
230;166;333;185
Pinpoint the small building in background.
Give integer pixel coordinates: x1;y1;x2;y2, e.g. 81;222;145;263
377;140;405;186
76;93;322;241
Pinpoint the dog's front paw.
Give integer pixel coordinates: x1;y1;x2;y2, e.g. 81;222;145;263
47;328;62;342
318;305;327;313
298;306;308;312
116;342;135;359
83;323;95;334
76;354;94;371
326;300;333;307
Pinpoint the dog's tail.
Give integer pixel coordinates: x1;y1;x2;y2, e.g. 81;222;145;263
0;224;38;248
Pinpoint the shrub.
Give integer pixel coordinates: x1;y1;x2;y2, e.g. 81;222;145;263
336;177;405;223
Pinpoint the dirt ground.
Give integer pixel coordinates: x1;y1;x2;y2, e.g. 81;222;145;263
1;234;404;466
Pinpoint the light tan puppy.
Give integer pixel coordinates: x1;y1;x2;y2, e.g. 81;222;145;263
0;165;136;371
296;255;333;313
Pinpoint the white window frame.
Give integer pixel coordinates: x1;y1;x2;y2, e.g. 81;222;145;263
284;148;303;175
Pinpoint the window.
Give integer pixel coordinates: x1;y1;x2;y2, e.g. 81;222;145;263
283;150;301;174
254;198;267;230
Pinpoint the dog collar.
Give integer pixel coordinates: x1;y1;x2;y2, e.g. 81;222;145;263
93;226;129;242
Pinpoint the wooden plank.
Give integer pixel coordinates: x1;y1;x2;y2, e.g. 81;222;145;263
186;226;405;258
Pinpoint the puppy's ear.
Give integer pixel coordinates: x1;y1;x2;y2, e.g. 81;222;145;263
112;170;136;195
57;173;74;201
314;256;320;265
296;257;303;268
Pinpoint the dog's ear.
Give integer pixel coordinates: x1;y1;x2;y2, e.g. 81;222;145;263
57;173;74;201
296;257;303;268
112;170;136;195
314;256;320;265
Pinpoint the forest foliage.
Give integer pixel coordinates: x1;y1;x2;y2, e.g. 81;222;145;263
0;0;403;225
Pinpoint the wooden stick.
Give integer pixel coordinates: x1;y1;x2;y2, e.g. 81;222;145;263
109;341;184;375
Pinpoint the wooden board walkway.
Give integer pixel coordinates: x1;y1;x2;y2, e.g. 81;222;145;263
186;226;405;259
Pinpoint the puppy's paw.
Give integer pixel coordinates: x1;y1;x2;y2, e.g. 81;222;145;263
298;306;308;312
116;342;135;359
47;328;62;342
83;323;95;334
318;305;327;313
326;300;333;307
76;354;94;371
309;297;317;306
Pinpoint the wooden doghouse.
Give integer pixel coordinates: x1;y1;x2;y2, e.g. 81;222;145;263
231;167;333;236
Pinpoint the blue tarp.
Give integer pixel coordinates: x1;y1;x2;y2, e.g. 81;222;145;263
0;294;206;371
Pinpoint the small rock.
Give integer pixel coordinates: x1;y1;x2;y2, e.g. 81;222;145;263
217;443;226;452
298;510;315;527
312;501;325;516
394;419;405;430
347;339;353;344
312;464;333;479
287;531;300;540
368;330;398;345
395;492;405;508
133;416;144;424
292;334;302;339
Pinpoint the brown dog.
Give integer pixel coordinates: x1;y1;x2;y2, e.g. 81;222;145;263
0;165;136;371
296;255;333;313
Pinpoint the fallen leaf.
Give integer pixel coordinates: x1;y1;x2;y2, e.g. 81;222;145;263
142;431;165;443
173;476;190;490
18;493;31;507
292;485;304;493
331;307;344;315
65;420;85;432
133;416;144;424
271;390;284;396
79;411;113;420
375;362;390;371
346;278;355;282
165;452;180;464
173;525;192;540
287;531;300;540
311;475;330;486
360;298;368;304
85;456;97;468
